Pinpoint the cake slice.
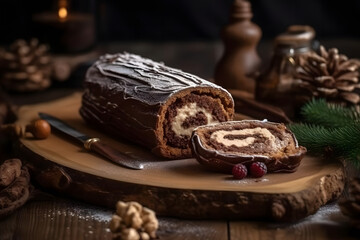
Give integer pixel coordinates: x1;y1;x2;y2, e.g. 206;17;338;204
190;120;307;173
80;53;234;159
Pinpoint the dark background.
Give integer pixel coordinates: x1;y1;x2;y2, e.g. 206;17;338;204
1;0;359;44
0;0;359;82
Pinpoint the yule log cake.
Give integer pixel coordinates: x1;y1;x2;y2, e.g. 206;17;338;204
80;53;234;159
191;120;307;173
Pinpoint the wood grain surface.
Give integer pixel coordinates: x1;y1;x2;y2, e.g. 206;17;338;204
15;93;345;221
0;197;358;240
0;196;228;240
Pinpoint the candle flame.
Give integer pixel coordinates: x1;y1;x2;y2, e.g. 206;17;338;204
58;7;68;19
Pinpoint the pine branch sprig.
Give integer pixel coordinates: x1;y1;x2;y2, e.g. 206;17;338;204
288;123;332;154
288;98;360;169
301;98;360;128
331;125;360;168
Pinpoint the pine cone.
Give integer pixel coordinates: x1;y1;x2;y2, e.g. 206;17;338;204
0;39;52;92
338;177;360;229
295;45;360;105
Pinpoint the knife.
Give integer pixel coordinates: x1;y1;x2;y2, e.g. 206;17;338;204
39;112;144;170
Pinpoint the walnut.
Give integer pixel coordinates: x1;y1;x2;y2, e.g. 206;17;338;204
141;207;158;239
0;159;21;188
109;215;123;232
0;159;31;219
121;228;140;240
139;232;150;240
109;201;159;240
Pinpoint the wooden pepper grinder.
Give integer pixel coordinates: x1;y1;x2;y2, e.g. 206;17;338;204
214;0;262;94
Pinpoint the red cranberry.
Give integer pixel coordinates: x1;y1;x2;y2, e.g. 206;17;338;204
249;162;267;178
232;164;248;179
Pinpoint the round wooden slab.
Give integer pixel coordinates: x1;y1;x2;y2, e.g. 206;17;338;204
16;93;345;222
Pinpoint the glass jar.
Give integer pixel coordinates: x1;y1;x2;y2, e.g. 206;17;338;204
256;25;316;118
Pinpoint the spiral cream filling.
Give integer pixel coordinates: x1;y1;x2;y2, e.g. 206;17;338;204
210;127;282;151
171;103;218;137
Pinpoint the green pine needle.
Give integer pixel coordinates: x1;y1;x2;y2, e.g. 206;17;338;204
301;98;360;128
288;123;332;154
331;124;360;158
288;98;360;169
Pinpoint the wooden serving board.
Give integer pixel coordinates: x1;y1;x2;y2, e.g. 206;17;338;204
15;93;345;222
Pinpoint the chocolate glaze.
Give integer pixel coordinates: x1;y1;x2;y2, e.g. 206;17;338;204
80;53;234;159
94;53;230;104
190;120;307;173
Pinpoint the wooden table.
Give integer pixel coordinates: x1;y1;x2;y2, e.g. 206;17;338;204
0;195;358;240
1;88;359;240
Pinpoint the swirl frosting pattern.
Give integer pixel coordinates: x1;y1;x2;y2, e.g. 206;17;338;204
191;120;307;173
210;127;277;149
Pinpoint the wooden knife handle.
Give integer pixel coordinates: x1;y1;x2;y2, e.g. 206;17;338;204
84;138;143;170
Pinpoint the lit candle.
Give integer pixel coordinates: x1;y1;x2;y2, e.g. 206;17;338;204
58;8;68;20
32;0;95;53
58;0;68;20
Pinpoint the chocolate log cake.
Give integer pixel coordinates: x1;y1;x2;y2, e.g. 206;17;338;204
191;120;306;173
80;53;234;159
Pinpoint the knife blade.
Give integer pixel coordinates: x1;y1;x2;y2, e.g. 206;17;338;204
39;112;144;170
